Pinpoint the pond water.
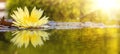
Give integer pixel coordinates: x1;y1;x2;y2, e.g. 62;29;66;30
0;28;119;54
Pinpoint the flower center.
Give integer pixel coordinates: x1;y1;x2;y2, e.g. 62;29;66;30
23;17;39;23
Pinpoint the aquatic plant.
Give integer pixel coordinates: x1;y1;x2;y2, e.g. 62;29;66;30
11;7;49;29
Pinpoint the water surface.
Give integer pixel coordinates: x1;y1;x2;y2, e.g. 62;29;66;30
0;28;119;54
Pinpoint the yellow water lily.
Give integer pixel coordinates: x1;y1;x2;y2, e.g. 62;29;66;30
11;30;49;48
11;7;49;29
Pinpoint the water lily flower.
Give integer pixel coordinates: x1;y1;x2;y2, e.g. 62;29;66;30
11;30;49;48
11;7;49;29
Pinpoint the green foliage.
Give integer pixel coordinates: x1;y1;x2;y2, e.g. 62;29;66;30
6;0;81;22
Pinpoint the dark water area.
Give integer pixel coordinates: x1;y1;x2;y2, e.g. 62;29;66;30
0;28;119;54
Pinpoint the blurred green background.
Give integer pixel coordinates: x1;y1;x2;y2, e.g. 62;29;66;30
6;0;120;25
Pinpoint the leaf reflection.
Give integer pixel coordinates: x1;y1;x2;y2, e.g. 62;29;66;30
11;30;49;48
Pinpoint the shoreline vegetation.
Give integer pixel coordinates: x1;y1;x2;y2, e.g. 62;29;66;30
0;17;119;30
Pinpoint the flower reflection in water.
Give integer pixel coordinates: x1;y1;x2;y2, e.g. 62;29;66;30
11;30;49;48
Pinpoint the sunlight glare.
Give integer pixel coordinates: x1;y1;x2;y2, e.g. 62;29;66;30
92;0;120;20
94;0;119;11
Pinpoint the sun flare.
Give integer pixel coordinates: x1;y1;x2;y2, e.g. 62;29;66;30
94;0;120;11
92;0;120;20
